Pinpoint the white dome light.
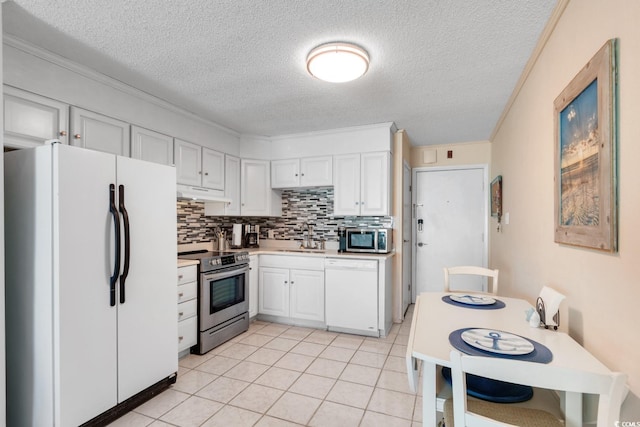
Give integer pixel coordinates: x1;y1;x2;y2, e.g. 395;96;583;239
306;42;369;83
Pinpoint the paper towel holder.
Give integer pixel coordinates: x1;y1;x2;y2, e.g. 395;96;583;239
536;297;559;330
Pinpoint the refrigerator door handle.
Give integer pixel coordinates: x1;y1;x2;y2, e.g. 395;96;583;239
109;184;121;307
119;184;131;304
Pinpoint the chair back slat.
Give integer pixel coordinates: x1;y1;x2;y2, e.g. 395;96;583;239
444;266;499;295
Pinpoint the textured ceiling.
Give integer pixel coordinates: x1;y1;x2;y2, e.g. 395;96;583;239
3;0;556;146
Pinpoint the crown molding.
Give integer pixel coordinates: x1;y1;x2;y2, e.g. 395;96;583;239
271;121;396;142
3;34;240;138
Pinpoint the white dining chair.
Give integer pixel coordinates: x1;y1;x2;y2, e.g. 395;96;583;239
443;350;628;427
444;266;499;295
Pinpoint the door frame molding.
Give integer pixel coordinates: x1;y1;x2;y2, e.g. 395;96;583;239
411;164;489;302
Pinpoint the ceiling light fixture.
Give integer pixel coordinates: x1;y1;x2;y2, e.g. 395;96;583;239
306;42;369;83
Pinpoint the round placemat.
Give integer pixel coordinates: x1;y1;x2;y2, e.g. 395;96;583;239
442;295;506;310
448;328;553;363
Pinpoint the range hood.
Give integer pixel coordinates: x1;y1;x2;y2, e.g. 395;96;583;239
176;184;232;204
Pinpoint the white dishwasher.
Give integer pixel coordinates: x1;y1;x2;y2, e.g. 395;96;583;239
325;258;379;336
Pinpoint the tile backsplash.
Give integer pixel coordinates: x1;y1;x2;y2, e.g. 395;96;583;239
177;186;393;245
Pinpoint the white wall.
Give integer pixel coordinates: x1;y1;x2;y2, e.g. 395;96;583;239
270;123;395;158
491;0;640;417
3;37;242;156
410;140;491;168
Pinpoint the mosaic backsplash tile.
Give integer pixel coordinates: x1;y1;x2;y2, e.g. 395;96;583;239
177;186;393;245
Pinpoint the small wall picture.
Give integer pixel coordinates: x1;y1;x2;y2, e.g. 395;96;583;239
554;39;617;252
490;175;502;220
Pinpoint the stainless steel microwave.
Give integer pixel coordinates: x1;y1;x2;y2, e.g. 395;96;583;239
345;228;392;254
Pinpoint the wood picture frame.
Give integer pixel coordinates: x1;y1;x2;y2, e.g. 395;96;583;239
554;39;618;252
490;175;502;220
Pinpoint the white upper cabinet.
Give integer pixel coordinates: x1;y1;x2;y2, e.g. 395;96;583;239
334;152;390;216
360;152;390;216
271;159;300;188
333;153;361;216
174;139;225;190
241;159;282;216
131;125;173;166
271;156;332;189
4;86;69;148
70;107;130;157
174;139;202;186
300;156;333;187
202;148;225;190
224;155;241;216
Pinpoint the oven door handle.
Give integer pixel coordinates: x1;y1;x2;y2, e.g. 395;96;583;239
202;264;250;281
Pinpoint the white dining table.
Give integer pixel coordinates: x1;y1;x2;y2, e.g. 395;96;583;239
405;292;613;427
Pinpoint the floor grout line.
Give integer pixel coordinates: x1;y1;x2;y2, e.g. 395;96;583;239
118;308;419;427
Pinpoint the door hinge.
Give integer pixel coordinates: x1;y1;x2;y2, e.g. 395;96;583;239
409;185;412;192
408;283;412;291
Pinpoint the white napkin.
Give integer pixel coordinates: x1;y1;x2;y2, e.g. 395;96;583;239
539;286;566;327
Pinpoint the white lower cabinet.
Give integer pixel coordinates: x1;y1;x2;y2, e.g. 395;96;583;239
177;265;198;354
258;255;324;324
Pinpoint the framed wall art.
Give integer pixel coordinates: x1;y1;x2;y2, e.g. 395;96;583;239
553;39;618;252
490;175;502;220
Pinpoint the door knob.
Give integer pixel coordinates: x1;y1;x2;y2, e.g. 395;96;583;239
74;134;81;139
417;242;425;247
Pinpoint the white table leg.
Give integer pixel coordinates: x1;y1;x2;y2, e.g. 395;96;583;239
564;391;582;427
406;356;419;393
422;361;437;426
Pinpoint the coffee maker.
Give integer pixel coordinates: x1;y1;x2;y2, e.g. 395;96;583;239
243;224;259;248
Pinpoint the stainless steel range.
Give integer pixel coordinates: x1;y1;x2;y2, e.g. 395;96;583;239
178;250;250;354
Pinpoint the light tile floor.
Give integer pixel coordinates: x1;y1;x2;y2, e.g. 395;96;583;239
109;305;422;427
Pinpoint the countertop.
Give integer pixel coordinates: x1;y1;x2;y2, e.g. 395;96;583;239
177;241;395;262
177;259;199;267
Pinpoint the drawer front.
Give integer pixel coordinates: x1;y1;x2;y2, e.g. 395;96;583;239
260;254;325;271
178;265;197;285
178;299;197;321
178;316;197;352
178;281;197;303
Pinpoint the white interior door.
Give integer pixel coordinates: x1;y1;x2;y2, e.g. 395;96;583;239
413;167;487;298
116;156;177;401
402;161;412;314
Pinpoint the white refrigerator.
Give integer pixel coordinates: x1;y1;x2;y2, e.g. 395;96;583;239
4;143;178;426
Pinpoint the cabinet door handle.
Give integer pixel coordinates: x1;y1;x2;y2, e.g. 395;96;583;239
198;171;202;175
295;173;298;177
178;311;184;317
290;281;295;284
178;274;183;280
59;130;68;136
178;292;184;298
178;336;184;341
74;134;81;139
205;172;209;176
301;173;305;176
284;281;288;284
